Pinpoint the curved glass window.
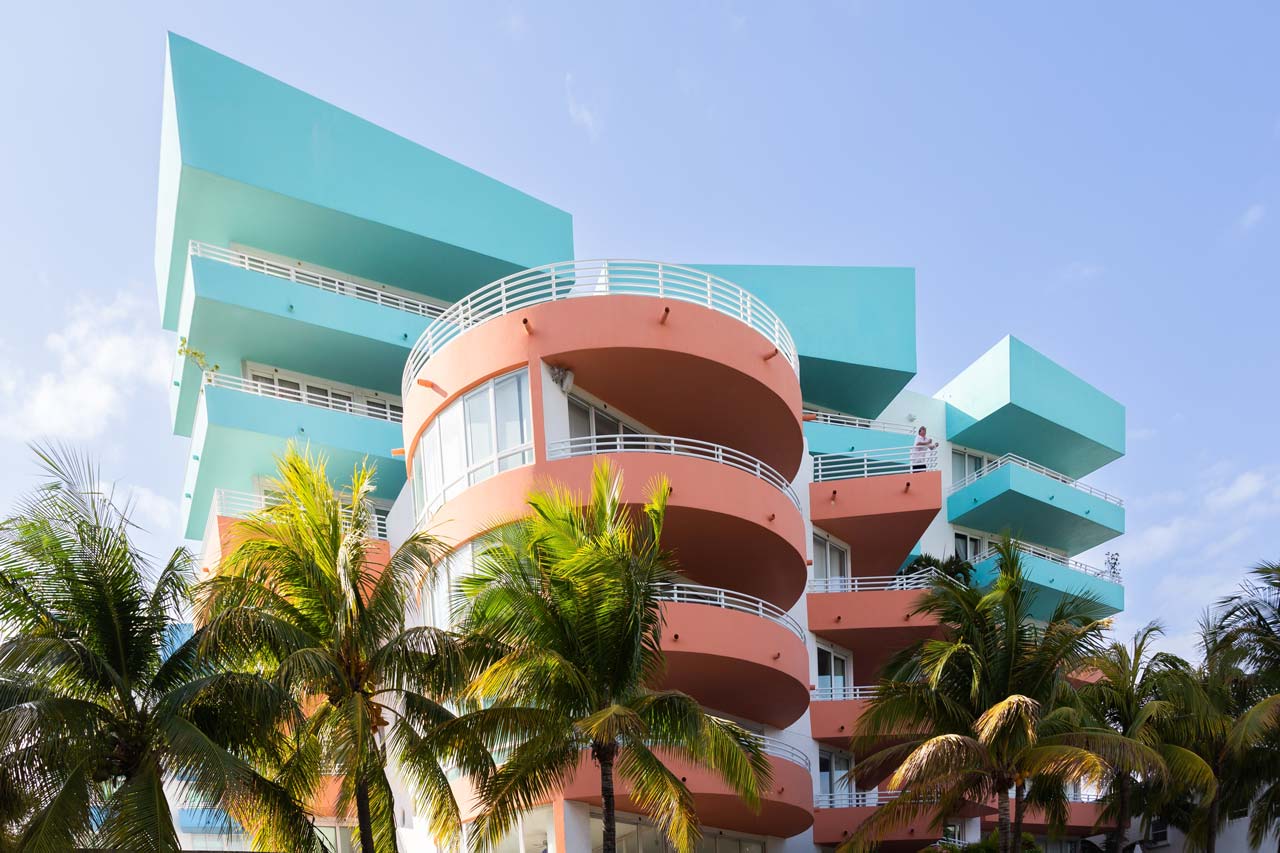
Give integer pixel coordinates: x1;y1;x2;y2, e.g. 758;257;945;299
412;369;533;522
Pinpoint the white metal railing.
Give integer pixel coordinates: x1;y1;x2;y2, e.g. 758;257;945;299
803;409;917;435
402;260;799;395
190;241;445;319
546;434;801;510
1066;790;1104;803
813;447;937;481
211;489;389;540
815;790;903;809
657;582;805;640
203;372;403;424
973;541;1122;584
949;453;1124;507
807;568;945;594
759;736;810;770
811;685;878;702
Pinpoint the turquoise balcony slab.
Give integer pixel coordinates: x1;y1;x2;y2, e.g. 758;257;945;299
170;251;431;436
177;808;241;834
804;410;920;457
691;265;916;418
947;459;1124;556
181;382;404;539
935;336;1124;479
971;548;1124;620
156;34;573;331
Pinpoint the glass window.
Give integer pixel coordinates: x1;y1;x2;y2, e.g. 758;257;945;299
464;387;495;483
818;750;851;794
494;373;525;452
812;534;828;579
569;398;593;439
817;647;847;691
813;535;849;580
438;404;466;499
952;450;967;483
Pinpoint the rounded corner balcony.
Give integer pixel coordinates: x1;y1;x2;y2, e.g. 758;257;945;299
421;434;809;610
657;582;809;729
559;736;815;839
400;260;805;478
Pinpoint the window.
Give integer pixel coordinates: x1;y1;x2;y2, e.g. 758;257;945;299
951;449;991;485
817;646;849;694
412;370;533;520
813;534;849;580
1148;817;1169;846
818;750;852;795
568;395;642;449
954;533;987;562
943;823;962;843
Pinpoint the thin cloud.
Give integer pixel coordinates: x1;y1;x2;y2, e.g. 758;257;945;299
564;73;600;142
1238;203;1266;230
0;288;172;442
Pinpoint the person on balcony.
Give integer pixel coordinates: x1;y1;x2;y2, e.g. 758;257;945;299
911;426;938;472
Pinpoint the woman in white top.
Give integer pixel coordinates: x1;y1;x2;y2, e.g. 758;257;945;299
911;426;938;472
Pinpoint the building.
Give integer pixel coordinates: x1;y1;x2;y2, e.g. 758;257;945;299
155;33;1126;853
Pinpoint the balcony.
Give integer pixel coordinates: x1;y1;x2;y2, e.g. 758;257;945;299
400;260;805;478
814;791;989;850
423;433;808;609
171;242;439;436
559;736;814;838
181;372;404;539
947;454;1124;555
807;572;946;680
803;409;918;456
935;336;1124;479
656;583;809;729
971;542;1123;618
810;447;943;576
810;686;877;747
982;791;1104;835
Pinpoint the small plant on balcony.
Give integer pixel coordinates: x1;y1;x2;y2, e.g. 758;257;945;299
905;553;974;585
177;336;219;372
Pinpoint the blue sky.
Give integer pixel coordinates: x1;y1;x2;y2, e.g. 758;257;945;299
1;1;1276;659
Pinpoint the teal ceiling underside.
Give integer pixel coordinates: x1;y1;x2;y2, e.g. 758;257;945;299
947;464;1124;556
972;552;1124;620
691;264;917;418
156;34;573;330
936;336;1124;479
183;386;405;539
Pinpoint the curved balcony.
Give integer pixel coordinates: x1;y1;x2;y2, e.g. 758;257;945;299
657;583;809;729
814;790;983;851
811;447;943;576
425;434;808;609
400;260;804;478
559;736;814;838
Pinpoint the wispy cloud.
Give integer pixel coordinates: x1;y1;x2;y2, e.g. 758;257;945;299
1238;202;1266;230
564;73;600;142
0;288;171;442
1054;258;1105;281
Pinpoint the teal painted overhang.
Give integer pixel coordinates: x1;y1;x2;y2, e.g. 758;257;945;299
691;265;917;418
804;421;914;456
947;461;1124;556
935;336;1124;479
170;253;429;436
182;384;404;539
971;551;1124;620
155;34;573;331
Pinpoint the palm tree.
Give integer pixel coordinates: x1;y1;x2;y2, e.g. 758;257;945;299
0;445;322;853
1079;623;1213;853
196;444;475;852
845;538;1161;853
445;461;772;853
905;552;974;585
1151;615;1280;853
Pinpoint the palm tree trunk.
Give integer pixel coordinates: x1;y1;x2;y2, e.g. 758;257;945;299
355;775;377;853
997;786;1011;853
1110;775;1131;853
1206;799;1217;853
1012;781;1026;851
596;741;619;853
